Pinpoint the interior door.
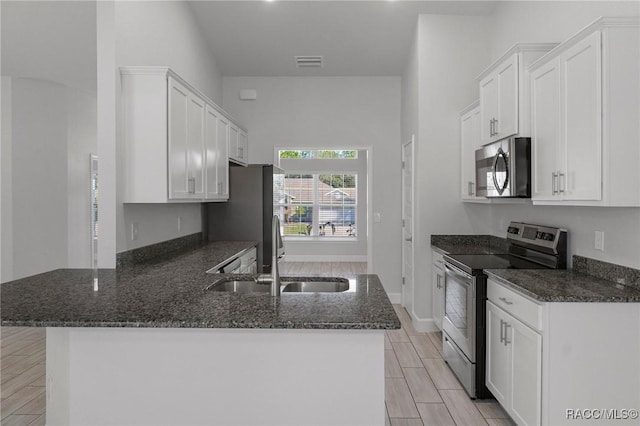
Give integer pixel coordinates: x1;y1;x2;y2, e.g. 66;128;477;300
401;137;414;313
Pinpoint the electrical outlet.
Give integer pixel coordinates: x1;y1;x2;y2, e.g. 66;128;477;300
594;231;604;251
131;223;139;241
178;217;183;231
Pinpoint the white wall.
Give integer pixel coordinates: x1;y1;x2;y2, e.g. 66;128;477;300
1;77;13;282
114;1;223;253
222;76;402;293
489;1;640;61
8;78;92;280
66;89;98;268
488;1;640;268
2;1;98;280
410;14;493;322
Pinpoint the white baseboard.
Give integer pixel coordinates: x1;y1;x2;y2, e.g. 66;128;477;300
283;255;368;262
386;293;401;304
409;313;441;333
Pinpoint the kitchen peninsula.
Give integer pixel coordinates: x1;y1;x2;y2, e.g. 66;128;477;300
1;241;400;426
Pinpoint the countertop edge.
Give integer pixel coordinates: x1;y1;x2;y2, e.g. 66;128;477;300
485;270;640;303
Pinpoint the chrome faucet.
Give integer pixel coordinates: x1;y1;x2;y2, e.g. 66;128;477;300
257;215;284;296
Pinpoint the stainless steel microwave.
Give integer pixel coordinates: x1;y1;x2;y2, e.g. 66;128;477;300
475;137;531;197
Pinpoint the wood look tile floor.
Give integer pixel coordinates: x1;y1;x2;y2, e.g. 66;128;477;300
0;262;515;425
0;327;46;426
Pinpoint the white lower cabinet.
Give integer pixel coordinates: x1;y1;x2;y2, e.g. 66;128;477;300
487;278;640;425
486;300;541;426
431;250;445;330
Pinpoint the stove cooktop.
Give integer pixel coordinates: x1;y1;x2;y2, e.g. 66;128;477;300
443;253;550;275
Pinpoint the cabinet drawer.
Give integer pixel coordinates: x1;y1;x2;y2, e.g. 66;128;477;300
487;279;542;331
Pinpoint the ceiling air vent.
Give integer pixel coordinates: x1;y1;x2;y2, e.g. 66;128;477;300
295;56;323;68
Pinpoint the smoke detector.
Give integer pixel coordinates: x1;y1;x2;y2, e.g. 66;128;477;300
295;56;323;68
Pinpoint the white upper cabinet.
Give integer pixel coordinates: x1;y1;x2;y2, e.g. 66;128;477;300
530;17;639;206
204;105;229;201
228;124;248;165
460;101;488;202
169;77;205;200
478;44;557;146
121;67;245;203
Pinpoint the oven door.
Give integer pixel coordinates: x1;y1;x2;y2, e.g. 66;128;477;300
442;263;476;362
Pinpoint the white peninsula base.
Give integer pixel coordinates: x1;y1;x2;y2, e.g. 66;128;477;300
46;327;385;425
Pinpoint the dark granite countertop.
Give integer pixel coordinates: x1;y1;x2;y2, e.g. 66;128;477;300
485;269;640;303
431;235;508;255
1;241;400;330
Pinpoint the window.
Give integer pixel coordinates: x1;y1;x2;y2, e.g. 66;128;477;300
282;173;357;239
279;149;357;160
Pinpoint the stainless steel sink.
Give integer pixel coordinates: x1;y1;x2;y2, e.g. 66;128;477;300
206;277;351;293
281;280;349;293
207;280;271;293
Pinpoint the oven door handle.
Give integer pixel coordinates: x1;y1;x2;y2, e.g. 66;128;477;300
444;263;473;287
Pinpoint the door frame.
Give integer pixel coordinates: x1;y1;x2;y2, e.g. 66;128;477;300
401;136;415;310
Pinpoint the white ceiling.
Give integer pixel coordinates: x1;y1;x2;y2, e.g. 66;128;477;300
189;1;498;77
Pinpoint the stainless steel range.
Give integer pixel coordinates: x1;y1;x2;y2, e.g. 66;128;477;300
442;222;567;399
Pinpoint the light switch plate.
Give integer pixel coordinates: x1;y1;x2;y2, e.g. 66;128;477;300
131;223;139;241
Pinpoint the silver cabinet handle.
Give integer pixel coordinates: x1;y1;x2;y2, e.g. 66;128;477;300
558;172;565;193
499;319;505;344
471;182;475;196
489;119;494;137
468;181;473;196
188;177;196;194
552;172;558;195
498;296;513;305
405;237;413;242
238;147;243;159
494;118;499;136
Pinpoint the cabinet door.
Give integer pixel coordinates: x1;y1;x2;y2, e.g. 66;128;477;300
480;74;498;145
187;94;205;198
168;78;190;199
204;105;220;200
531;59;561;201
496;54;519;139
229;123;239;162
238;130;248;163
509;316;542;426
432;266;445;330
561;30;602;201
486;301;510;406
216;116;229;198
460;107;478;200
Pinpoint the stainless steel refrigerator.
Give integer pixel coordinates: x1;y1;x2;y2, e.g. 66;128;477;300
207;164;285;272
